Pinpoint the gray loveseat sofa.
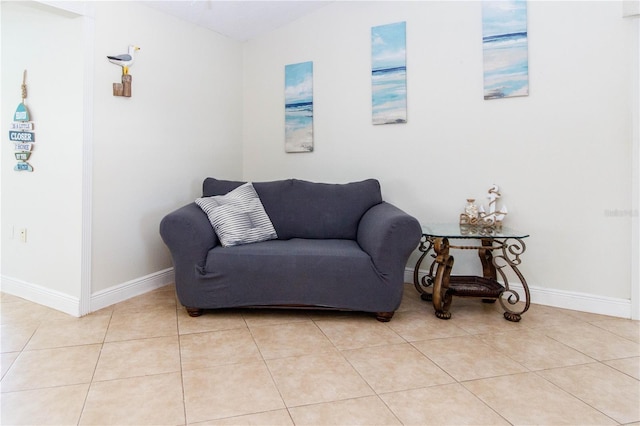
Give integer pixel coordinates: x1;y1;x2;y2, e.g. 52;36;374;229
159;178;421;321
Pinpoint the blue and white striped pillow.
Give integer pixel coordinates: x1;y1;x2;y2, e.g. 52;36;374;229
196;182;278;247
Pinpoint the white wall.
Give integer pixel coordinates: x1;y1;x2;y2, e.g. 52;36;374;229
632;15;640;319
243;1;636;312
90;2;244;293
1;1;244;313
2;1;636;318
1;2;85;300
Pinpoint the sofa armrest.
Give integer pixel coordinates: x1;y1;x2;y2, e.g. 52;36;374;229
159;202;218;264
357;202;422;274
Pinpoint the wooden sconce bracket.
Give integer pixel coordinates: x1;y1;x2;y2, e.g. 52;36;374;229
113;74;132;97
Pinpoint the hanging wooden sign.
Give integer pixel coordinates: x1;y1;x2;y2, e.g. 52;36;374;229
10;121;33;131
9;131;35;142
13;103;30;122
12;70;35;172
14;162;34;172
14;143;33;151
15;151;31;161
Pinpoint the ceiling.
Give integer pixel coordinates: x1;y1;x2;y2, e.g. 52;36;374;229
144;1;333;41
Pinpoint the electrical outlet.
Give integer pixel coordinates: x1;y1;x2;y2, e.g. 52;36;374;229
19;228;27;243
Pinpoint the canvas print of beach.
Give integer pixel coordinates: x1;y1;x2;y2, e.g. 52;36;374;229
482;0;529;100
285;61;313;153
371;21;407;125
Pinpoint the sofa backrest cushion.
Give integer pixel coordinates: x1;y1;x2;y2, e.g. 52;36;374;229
203;178;382;240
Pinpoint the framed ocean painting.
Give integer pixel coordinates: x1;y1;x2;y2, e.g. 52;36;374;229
285;61;313;153
482;0;529;100
371;21;407;125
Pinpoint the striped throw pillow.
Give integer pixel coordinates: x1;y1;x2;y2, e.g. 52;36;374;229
196;182;278;247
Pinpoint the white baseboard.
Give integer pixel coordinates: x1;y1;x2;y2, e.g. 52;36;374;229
2;268;630;319
406;268;632;319
1;268;175;317
90;268;174;312
1;275;81;317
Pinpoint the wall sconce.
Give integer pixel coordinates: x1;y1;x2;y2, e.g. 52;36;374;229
107;45;140;97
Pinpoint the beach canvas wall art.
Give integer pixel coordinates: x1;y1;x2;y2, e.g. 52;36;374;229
371;21;407;125
285;61;314;153
482;0;529;100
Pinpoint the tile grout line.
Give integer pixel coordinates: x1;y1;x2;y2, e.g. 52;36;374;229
0;320;40;382
243;312;295;424
76;308;114;426
311;316;406;425
405;335;519;426
1;287;638;425
530;367;622;425
176;304;188;426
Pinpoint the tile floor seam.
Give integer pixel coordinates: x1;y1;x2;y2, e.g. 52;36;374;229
593;327;639;346
409;338;530;383
18;342;103;353
311;318;344;353
0;318;41;370
244;320;292;422
474;334;532;373
207;408;296;425
604;356;640;381
530;367;624;425
1;344;104;393
589;322;640;344
282;392;379;411
342;340;458;397
0;382;83;395
267;350;345;405
405;341;458;383
337;344;387;398
0;347;28;383
176;306;188;426
537;359;601;374
77;309;113;426
245;318;272;362
268;350;378;410
376;393;414;426
291;394;405;426
2;286;638;426
458;381;515;426
372;380;461;397
383;381;516;426
0;354;18;382
22;320;41;353
285;408;297;426
540;329;606;362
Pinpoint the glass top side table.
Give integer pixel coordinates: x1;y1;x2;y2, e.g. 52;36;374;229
413;224;530;322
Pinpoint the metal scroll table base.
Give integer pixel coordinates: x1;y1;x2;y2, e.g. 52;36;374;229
413;235;530;322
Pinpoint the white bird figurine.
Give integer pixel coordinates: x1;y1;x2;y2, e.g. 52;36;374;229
107;45;140;75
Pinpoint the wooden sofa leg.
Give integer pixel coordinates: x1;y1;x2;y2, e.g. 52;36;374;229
375;311;394;322
186;307;204;317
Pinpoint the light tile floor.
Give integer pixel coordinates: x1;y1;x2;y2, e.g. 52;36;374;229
1;284;639;425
